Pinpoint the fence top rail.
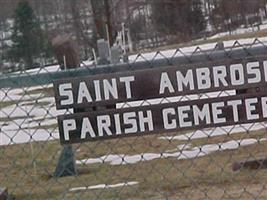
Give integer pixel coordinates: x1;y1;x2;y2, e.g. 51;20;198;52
0;44;267;89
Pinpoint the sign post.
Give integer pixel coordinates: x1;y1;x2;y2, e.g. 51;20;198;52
52;36;79;177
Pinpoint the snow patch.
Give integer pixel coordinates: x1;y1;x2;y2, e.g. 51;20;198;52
69;181;139;192
128;37;267;63
159;123;267;141
0;128;59;146
76;138;267;166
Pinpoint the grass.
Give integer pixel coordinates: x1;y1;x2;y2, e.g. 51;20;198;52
0;101;19;109
20;101;51;107
1;129;267;200
1;93;267;198
17;87;54;98
0;115;33;123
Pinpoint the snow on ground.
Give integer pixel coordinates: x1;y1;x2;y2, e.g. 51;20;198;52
0;84;53;102
12;60;94;75
209;22;267;39
159;123;267;141
0;34;267;149
165;144;192;153
0;129;59;145
11;64;61;75
0;102;60;145
0;85;67;145
76;138;267;166
128;36;267;63
69;181;139;192
0;88;45;102
8;33;267;76
8;34;264;76
1;99;66;119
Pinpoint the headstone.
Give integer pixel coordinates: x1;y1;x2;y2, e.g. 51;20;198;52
52;35;80;69
127;29;134;52
110;46;121;64
97;39;110;64
122;54;129;63
216;41;224;50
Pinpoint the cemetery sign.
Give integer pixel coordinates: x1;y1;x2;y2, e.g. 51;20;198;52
54;56;267;144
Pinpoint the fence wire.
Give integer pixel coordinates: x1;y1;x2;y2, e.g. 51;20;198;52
1;39;267;200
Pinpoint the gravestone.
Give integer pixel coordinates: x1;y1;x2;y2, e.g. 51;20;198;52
216;41;224;50
97;39;110;64
110;45;121;64
52;35;80;69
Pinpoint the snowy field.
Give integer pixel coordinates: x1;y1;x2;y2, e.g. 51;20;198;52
11;34;267;76
1;36;267;165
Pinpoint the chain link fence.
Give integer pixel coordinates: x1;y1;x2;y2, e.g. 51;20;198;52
1;39;267;200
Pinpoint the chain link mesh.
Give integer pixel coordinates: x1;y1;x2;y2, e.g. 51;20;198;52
1;39;267;200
